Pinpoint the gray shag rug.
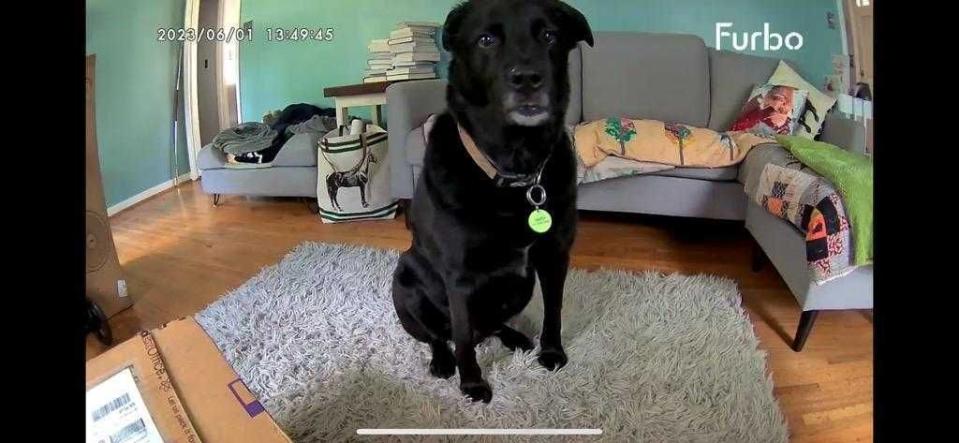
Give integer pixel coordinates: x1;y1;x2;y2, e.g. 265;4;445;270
196;242;788;442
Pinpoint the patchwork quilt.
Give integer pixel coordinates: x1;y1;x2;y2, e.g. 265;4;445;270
754;163;856;283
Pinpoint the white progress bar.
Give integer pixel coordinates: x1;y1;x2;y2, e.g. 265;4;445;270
357;429;602;436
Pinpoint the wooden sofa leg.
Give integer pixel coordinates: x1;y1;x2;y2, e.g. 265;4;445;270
751;240;767;272
212;193;221;207
792;310;819;352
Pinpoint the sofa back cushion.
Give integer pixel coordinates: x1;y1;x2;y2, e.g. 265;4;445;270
581;32;710;127
706;49;781;131
565;46;583;126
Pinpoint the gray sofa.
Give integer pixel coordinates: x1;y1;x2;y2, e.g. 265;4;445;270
197;132;320;202
386;31;872;351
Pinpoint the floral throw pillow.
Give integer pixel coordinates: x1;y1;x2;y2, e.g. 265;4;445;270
729;84;808;138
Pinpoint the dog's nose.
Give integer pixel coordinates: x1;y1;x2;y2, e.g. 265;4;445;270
508;67;543;90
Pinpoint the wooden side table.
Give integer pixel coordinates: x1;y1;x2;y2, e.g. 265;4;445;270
323;81;398;127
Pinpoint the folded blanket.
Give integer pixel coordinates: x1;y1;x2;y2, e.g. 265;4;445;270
776;135;873;265
213;122;277;156
574;118;775;168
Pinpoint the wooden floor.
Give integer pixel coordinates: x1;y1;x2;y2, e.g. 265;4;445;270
87;180;872;442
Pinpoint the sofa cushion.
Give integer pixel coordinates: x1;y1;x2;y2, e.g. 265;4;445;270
565;46;583;125
728;84;809;137
581;32;710;127
652;166;739;181
766;61;838;139
272;133;318;167
706;49;781;131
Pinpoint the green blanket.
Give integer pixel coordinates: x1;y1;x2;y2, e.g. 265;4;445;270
776;135;873;265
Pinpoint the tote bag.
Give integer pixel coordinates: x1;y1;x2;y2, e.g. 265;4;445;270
316;121;397;223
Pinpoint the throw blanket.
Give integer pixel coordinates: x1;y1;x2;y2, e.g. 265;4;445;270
213;122;277;156
776;135;873;266
287;114;338;135
754;164;857;283
574;118;774;169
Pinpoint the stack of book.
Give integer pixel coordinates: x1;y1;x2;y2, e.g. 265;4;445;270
364;39;392;83
386;21;441;81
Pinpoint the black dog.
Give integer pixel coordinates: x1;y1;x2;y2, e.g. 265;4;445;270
391;0;593;403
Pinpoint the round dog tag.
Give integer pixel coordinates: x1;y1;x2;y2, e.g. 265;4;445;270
528;209;553;234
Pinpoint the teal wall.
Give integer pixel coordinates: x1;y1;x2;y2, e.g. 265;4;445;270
87;0;191;207
239;0;842;123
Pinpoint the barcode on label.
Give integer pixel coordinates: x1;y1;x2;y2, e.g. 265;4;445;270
92;393;131;421
110;418;146;443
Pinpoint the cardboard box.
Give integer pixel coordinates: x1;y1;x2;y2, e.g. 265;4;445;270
86;318;291;443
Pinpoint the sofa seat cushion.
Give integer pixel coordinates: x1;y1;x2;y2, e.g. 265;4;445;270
652;166;739;181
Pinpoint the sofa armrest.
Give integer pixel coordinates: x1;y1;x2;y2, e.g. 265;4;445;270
198;143;227;170
386;79;447;199
819;112;866;155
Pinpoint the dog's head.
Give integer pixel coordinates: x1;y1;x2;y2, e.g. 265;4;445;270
444;0;592;127
443;0;593;169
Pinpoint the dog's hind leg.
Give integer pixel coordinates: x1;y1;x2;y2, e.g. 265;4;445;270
392;254;456;378
495;326;533;352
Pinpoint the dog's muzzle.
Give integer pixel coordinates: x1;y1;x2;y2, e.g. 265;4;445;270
505;93;550;127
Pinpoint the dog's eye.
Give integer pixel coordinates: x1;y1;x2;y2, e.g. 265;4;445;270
477;34;498;48
542;30;558;45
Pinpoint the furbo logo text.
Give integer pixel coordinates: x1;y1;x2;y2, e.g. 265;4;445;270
715;23;803;51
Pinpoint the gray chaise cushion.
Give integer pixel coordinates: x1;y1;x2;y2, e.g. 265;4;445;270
272;133;318;167
582;32;710;127
707;49;783;131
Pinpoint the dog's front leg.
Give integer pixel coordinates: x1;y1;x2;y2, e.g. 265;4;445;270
448;284;492;402
532;245;569;370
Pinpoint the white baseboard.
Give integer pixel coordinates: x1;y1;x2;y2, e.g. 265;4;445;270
107;173;193;217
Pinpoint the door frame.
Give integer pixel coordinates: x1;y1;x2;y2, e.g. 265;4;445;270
183;0;242;179
183;0;201;179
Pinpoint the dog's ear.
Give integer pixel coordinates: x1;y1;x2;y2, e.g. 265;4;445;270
549;1;594;47
442;1;473;52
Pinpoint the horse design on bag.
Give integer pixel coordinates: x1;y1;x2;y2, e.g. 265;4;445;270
326;151;377;210
318;123;396;223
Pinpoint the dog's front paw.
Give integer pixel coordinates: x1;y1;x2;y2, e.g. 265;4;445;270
497;329;534;352
537;347;568;371
429;356;456;379
460;380;492;403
